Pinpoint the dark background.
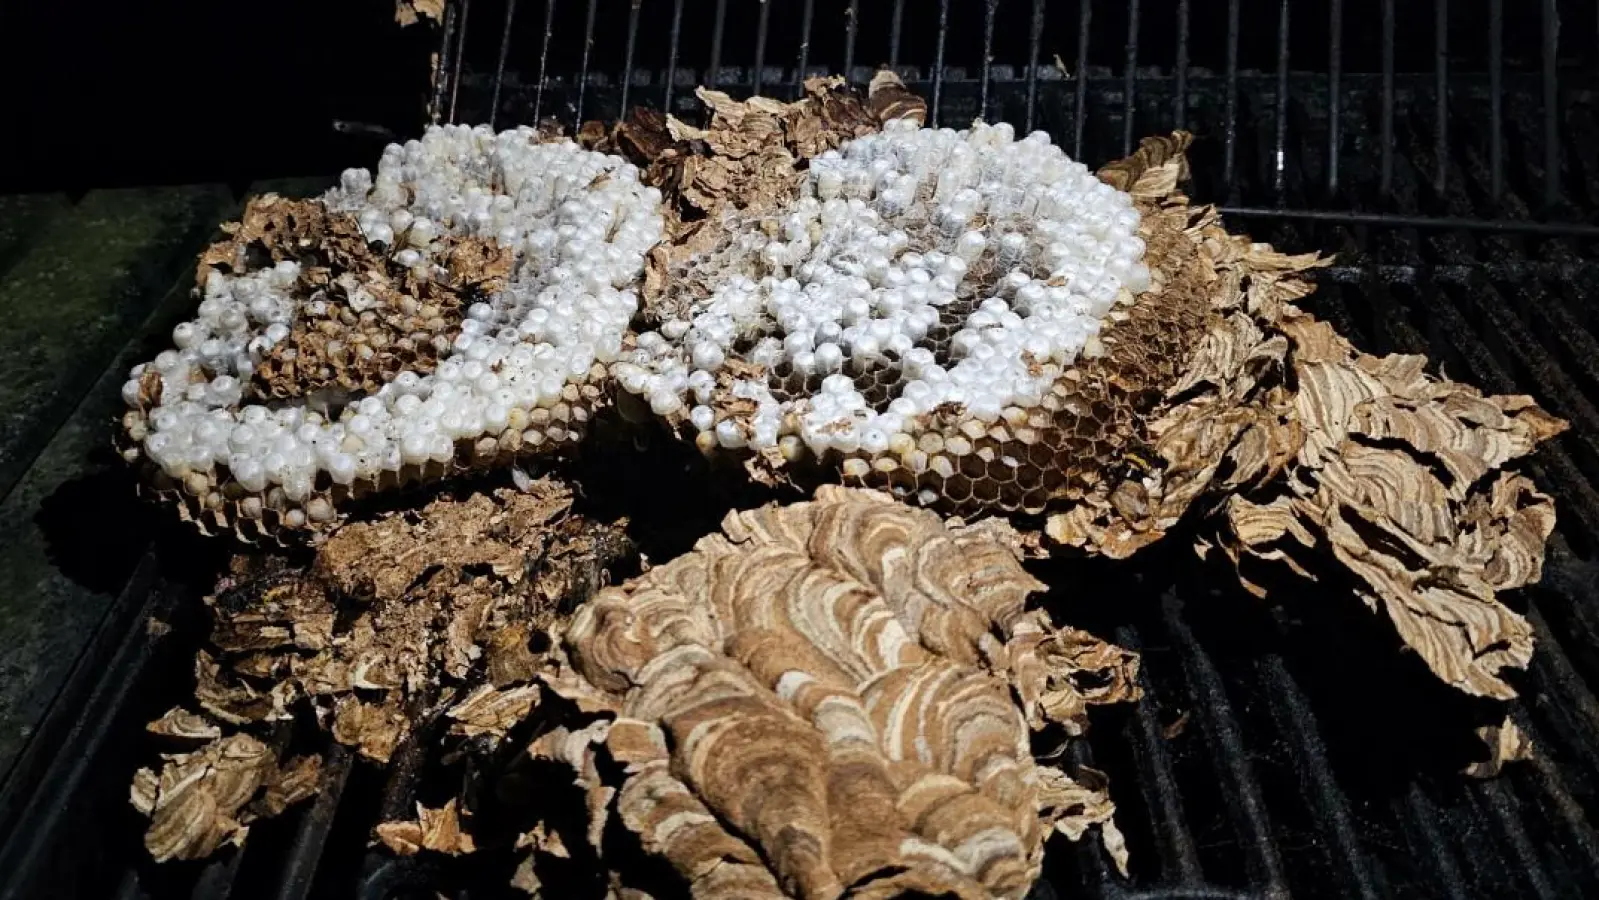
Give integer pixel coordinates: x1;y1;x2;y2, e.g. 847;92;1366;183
1;1;1594;192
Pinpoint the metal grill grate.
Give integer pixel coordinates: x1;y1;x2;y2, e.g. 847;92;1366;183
430;0;1598;234
1;2;1598;900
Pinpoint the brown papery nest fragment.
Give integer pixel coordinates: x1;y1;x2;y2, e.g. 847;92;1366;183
394;0;444;27
578;73;920;324
1036;134;1565;702
589;73;1564;706
130;480;635;859
518;486;1139;899
130;734;321;863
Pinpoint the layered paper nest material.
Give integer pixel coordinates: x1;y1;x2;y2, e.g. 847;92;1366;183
130;480;634;862
520;486;1139;898
592;75;1564;705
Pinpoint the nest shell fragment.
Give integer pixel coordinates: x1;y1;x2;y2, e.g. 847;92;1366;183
129;481;634;860
120;126;664;539
529;485;1139;899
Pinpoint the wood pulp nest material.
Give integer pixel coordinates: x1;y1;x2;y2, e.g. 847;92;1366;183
521;486;1139;898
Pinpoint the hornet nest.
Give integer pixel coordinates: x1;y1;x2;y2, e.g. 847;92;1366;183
126;74;1565;891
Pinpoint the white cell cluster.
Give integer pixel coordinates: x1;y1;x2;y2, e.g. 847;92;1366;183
612;118;1150;464
122;124;664;522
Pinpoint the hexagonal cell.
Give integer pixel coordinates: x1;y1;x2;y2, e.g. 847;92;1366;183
1027;441;1054;468
972;477;1001;505
942;474;974;504
959;453;987;479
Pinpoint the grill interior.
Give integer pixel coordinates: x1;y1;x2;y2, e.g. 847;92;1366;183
1;2;1598;899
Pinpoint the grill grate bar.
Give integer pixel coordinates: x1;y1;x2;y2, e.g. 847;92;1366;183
1397;785;1472;900
1490;0;1505;200
1526;594;1599;762
1222;0;1240;200
575;0;598;124
1434;0;1449;193
1380;0;1395;194
795;0;815;98
1024;0;1044;132
1519;734;1599;881
431;0;460;123
190;850;244;900
890;0;905;68
1312;260;1599;285
1174;0;1190;131
1273;0;1289;205
620;0;640;113
1256;656;1386;900
487;0;517;128
531;0;555;123
1473;780;1561;900
1218;207;1599;237
1114;626;1205;885
1124;0;1141;156
752;0;772;98
707;0;727;89
1328;0;1343;194
931;0;951;127
662;0;684;113
980;0;998;122
843;0;857;86
1162;594;1289;897
1541;0;1562;207
1074;0;1092;159
270;746;354;900
449;0;472;123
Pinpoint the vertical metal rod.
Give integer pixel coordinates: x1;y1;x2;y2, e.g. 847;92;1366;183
1123;0;1140;155
932;0;951;127
796;0;816;95
430;1;461;123
1380;0;1395;195
980;0;999;122
489;0;519;128
753;0;772;97
1024;0;1045;133
1434;0;1449;192
532;0;556;124
1541;0;1562;207
1174;0;1190;130
575;0;598;125
708;0;729;88
1274;0;1290;204
621;0;642;114
448;0;473;124
1489;0;1503;200
1074;0;1092;160
890;0;906;69
1223;0;1240;199
664;0;685;113
1328;0;1343;193
844;0;859;86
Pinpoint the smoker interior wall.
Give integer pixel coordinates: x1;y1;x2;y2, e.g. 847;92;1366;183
0;0;428;193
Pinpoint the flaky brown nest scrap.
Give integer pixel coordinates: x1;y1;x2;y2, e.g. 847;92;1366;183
130;480;635;863
516;486;1138;898
598;74;1564;709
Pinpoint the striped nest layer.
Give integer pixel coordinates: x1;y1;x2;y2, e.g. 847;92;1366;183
521;486;1138;898
591;76;1565;709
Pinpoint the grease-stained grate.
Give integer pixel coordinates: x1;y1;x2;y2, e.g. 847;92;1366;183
1;2;1598;899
